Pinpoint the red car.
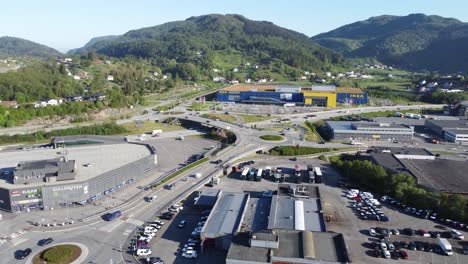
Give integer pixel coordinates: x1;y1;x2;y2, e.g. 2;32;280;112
399;250;408;259
351;196;362;201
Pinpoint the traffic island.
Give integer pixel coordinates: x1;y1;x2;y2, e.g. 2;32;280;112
259;135;284;141
32;244;82;264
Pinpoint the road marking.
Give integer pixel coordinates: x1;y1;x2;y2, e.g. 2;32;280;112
126;218;144;226
11;238;27;246
123;229;133;236
99;219;124;232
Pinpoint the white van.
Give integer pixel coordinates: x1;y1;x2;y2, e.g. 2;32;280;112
136;248;152;256
194;173;202;178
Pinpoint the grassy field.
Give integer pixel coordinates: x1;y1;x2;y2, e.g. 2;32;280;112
201;113;237;123
120;120;184;134
33;244;81;264
238;114;275;123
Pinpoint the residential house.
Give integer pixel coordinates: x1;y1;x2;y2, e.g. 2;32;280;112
107;75;114;81
0;101;19;108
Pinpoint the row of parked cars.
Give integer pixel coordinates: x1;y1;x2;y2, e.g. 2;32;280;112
347;189;389;222
381;196;468;233
134;220;166;257
179;211;210;259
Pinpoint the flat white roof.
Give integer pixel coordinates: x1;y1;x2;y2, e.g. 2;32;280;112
0;143;151;188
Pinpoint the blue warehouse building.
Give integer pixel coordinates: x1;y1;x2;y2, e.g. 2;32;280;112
217;84;368;106
336;87;368;105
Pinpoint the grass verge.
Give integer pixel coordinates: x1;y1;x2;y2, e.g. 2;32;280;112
157;157;209;186
259;135;284;141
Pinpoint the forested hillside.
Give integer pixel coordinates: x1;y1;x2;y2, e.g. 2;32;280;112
312;14;468;72
0;36;62;57
71;14;346;77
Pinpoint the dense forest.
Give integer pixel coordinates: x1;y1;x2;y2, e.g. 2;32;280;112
312;14;468;72
72;14;346;74
0;36;62;57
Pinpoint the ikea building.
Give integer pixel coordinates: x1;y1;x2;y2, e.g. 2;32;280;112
216;84;367;107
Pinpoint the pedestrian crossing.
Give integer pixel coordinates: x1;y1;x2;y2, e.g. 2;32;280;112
0;239;6;245
126;218;144;226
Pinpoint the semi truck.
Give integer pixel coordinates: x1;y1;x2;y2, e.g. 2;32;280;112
274;168;283;183
248;169;256;181
314;167;323;183
256;169;263;182
241;167;250;180
265;167;272;178
437;238;453;256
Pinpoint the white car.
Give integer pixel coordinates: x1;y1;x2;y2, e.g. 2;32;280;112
182;250;197;259
369;228;377;237
136;248;152;256
172;204;184;210
380;242;387;251
383;250;391;259
148;224;161;229
182;246;194;253
152;220;165;226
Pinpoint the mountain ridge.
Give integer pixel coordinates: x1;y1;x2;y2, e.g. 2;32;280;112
0;36;62;57
312;13;468;72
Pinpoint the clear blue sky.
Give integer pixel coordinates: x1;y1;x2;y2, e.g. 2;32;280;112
2;0;467;52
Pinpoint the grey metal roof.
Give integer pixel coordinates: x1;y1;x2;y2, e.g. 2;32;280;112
373;146;433;156
194;189;221;207
400;159;468;194
425;119;468;130
268;195;324;232
371;153;406;173
202;192;249;237
226;233;270;263
311;85;336;92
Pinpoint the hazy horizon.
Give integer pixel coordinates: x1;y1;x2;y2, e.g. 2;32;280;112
2;0;468;53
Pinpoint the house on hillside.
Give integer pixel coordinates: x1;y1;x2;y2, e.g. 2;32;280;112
0;101;19;108
107;75;114;81
65;95;83;102
34;98;62;108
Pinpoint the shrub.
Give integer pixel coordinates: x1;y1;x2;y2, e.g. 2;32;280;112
43;245;74;262
259;135;283;141
269;146;332;156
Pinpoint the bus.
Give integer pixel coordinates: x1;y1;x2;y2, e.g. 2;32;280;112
241;167;250;180
314;167;323;183
256;169;263;181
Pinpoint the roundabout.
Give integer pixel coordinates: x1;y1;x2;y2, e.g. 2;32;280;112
27;243;89;264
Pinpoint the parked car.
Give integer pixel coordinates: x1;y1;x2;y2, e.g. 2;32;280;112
178;220;187;228
182;250;197;259
403;228;415;236
408;242;417;250
399;250;408;259
38;238;54;246
391;229;400;235
369;228;377;237
142;257;164;264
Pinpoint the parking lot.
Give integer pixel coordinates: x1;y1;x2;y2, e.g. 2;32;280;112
132;192;226;264
133;155;468;264
320;164;468;263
